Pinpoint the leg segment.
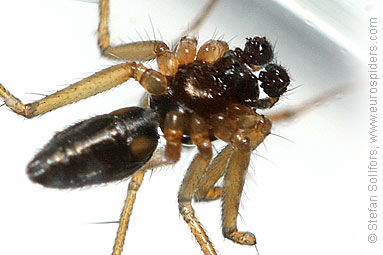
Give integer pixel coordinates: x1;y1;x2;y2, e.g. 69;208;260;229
194;145;233;201
113;148;173;255
0;63;167;118
99;0;219;60
178;153;216;255
196;40;229;64
157;36;198;76
163;110;185;162
178;113;217;255
268;87;347;122
194;104;265;202
98;0;167;61
176;37;197;65
221;138;255;245
221;110;272;246
113;170;145;255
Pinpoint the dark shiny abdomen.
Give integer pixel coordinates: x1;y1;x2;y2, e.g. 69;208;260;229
27;107;159;188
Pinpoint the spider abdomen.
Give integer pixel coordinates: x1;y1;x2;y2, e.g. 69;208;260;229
27;107;159;189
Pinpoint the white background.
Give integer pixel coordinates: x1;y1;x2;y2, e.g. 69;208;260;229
0;0;378;255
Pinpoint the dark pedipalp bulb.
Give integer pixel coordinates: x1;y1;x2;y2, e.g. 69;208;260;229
259;64;290;98
237;36;274;66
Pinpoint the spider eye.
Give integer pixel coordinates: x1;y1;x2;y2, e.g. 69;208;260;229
242;36;273;66
259;64;290;98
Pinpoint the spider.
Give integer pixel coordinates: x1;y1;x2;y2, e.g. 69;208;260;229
0;0;351;255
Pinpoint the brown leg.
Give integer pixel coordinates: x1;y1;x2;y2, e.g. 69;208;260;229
194;104;267;202
196;40;229;64
176;36;197;65
113;170;145;255
221;138;256;245
178;113;217;255
221;111;272;246
163;111;186;162
113;148;173;255
99;0;222;67
0;62;167;118
98;0;167;61
156;36;198;76
194;145;233;201
194;104;269;202
178;153;216;255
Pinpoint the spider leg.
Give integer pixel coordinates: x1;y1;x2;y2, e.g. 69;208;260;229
178;113;218;255
221;137;255;245
179;153;217;255
172;0;220;44
163;110;186;162
196;39;229;64
99;0;220;60
268;87;347;122
221;108;272;246
0;63;167;118
194;145;232;201
195;104;262;202
113;147;174;255
98;0;167;61
113;170;145;255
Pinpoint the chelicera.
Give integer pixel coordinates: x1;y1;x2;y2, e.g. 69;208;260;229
0;0;291;254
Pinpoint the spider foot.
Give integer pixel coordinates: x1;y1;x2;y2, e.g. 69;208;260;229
227;230;256;246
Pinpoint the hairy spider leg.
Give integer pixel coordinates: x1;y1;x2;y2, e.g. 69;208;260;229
98;0;220;61
0;63;167;118
194;106;272;248
194;145;231;201
221;115;271;245
0;1;231;118
113;170;145;255
175;104;271;255
163;110;186;162
195;103;264;202
221;139;254;244
268;87;348;122
98;0;167;61
2;0;218;118
112;147;173;255
199;87;346;201
194;87;346;247
178;114;216;255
